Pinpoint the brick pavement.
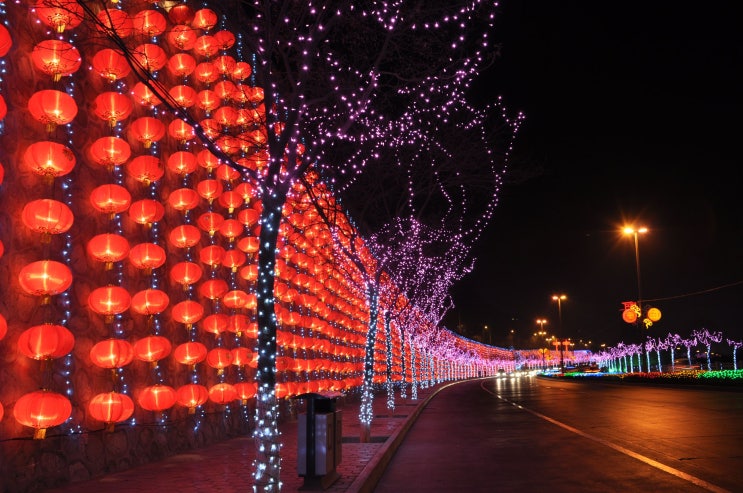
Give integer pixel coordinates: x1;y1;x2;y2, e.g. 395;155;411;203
46;384;442;493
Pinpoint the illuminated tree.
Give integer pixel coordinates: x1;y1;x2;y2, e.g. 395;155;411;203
665;332;682;372
727;339;743;371
692;328;723;371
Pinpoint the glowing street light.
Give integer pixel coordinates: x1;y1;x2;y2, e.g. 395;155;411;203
623;225;648;313
536;318;547;334
551;294;566;334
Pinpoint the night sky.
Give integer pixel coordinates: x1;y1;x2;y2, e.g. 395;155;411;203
444;1;743;349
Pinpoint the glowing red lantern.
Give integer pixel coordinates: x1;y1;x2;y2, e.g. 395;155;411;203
171;300;205;326
169;85;197;108
169;224;201;249
237;237;260;256
0;96;5;121
226;314;251;336
223;290;249;310
131;289;170;316
216;164;241;183
194;35;218;58
176;384;209;413
214;30;236;50
31;39;81;81
90;184;131;215
13;390;71;439
18;260;72;298
238;264;258;282
197;150;221;171
22;199;74;237
200;118;220;139
219;219;243;241
233;382;257;403
133;336;171;363
130;116;165;148
87;233;130;268
199;279;229;301
93;91;133;128
167;151;198;176
167;53;196;79
199;245;225;267
237;208;260;228
208;383;237;405
128;242;166;271
193;8;218;30
231;347;253;367
218;191;243;213
129;199;165;226
168;4;195;25
91;49;131;82
170;261;203;288
168;188;201;213
0;314;6;341
212;56;235;77
197;179;222;202
89;136;131;169
23;141;76;179
200;313;228;336
88;392;134;429
133;43;167;72
28;90;77;130
222;249;246;272
89;338;135;369
232;61;252;81
126;155;164;184
88;286;131;318
622;309;638;324
132;9;167;37
214;81;237;101
138;385;176;412
34;0;83;33
17;323;75;360
0;24;12;57
197;89;220;112
173;342;208;366
131;82;162;107
194;62;219;85
167;25;197;51
196;212;224;236
96;9;133;37
168;119;195;143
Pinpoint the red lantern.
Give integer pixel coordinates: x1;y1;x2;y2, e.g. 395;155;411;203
90;184;131;215
237;237;260;256
214;30;236;51
232;61;252;81
17;323;75;360
194;35;218;58
90;338;135;369
219;219;243;241
226;314;251;336
214;81;237;101
200;119;220;140
131;289;170;316
130;117;165;148
231;347;253;367
87;233;130;268
133;336;172;363
222;249;246;272
238;264;258;282
31;39;81;81
91;48;131;82
171;300;205;326
93;91;133;128
23;141;76;179
13;390;71;439
34;0;83;33
218;191;243;213
89;136;131;169
132;10;167;37
127;155;164;185
214;106;238;128
128;242;166;271
167;189;200;214
88;392;134;429
196;211;224;236
96;9;133;38
28;90;77;130
22;199;74;237
88;286;131;317
169;224;201;249
0;24;12;57
194;62;219;85
133;43;167;72
173;342;208;366
168;4;195;25
168;119;195;143
197;179;223;202
199;279;229;301
129;199;165;226
0;314;7;341
223;290;249;310
167;53;196;79
233;382;257;403
138;385;176;412
197;150;221;171
208;383;237;405
216;164;241;183
200;313;228;336
199;244;225;267
167;151;198;176
18;260;72;298
131;82;163;107
193;8;218;30
214;55;236;76
176;384;208;413
167;25;197;51
170;261;203;288
197;89;220;112
0;96;5;122
169;85;197;108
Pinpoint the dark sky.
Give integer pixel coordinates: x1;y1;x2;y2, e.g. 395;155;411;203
444;1;743;349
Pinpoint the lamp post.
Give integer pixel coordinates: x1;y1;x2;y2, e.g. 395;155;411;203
536;318;547;334
551;294;566;334
623;225;648;313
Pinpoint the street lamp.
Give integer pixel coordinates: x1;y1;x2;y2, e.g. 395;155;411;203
551;294;566;334
536;318;547;334
623;225;648;313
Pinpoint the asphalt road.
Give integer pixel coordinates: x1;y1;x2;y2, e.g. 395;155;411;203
373;376;743;492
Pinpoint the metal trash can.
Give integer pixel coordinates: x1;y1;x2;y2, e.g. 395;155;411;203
295;391;343;489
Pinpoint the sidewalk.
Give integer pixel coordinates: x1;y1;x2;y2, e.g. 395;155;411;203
47;384;444;493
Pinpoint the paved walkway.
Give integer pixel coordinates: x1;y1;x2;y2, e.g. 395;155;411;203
47;383;445;493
